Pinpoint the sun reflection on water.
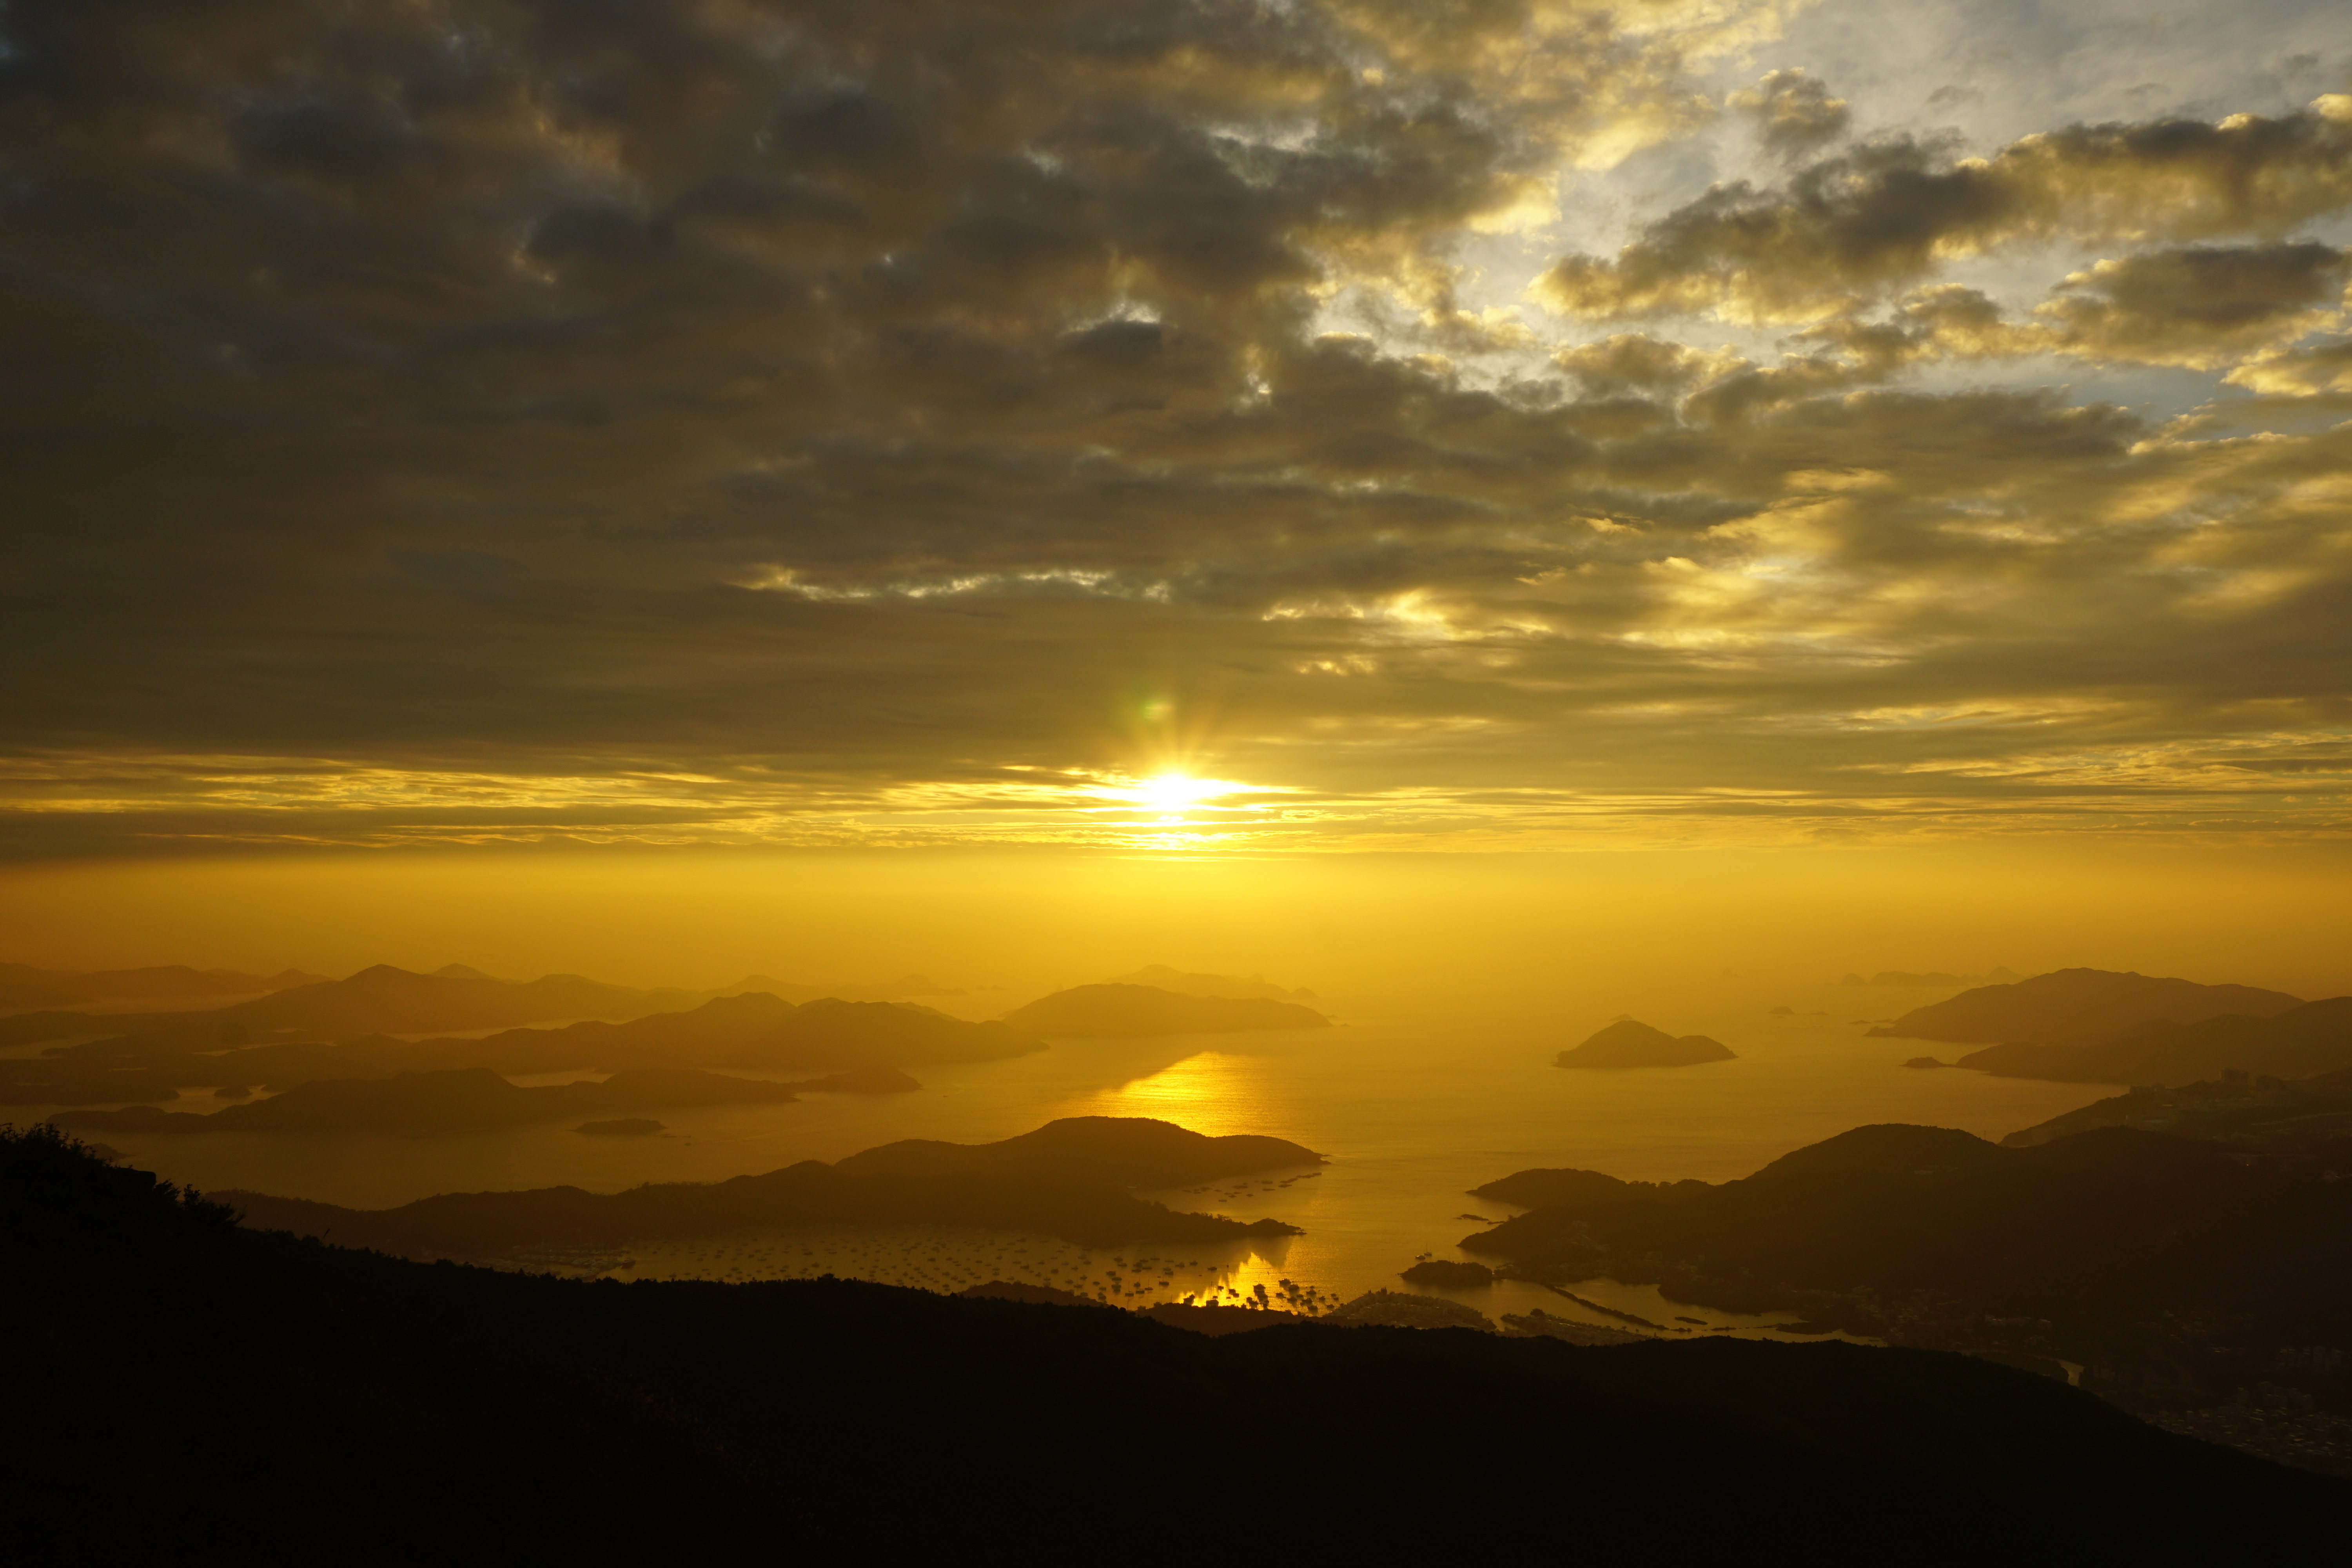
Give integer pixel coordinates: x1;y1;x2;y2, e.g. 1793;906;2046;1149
1066;1051;1266;1138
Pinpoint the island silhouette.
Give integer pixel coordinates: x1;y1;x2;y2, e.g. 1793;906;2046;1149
1869;967;2302;1045
1953;996;2352;1085
2002;1066;2352;1168
220;1116;1319;1255
1458;1120;2352;1431
1555;1018;1735;1069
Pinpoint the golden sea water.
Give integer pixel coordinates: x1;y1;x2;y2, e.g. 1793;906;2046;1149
54;985;2116;1338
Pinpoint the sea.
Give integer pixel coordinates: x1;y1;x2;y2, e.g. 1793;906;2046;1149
47;986;2119;1342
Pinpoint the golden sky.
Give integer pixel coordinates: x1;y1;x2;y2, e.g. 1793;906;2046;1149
4;0;2351;860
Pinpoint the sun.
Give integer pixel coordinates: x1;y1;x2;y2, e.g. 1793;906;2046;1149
1134;773;1222;812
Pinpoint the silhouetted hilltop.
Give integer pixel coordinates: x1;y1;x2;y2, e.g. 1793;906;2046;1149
1870;967;2302;1045
1462;1122;2352;1429
1003;983;1328;1036
50;1066;800;1134
835;1116;1320;1187
1955;996;2352;1085
1323;1290;1495;1331
1502;1309;1648;1346
1138;1300;1302;1334
1104;965;1318;1002
959;1279;1109;1308
8;1126;2341;1553
2003;1068;2352;1169
1555;1018;1734;1069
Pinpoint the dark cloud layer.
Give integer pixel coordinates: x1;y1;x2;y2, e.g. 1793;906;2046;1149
3;2;2350;854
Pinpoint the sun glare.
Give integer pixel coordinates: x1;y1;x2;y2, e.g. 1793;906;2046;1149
1134;773;1224;811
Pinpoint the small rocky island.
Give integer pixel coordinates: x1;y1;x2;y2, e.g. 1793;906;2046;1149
1555;1019;1735;1069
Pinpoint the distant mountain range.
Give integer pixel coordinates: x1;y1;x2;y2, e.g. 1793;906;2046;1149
50;1066;813;1135
1002;983;1328;1037
0;962;708;1056
1;988;1040;1107
0;961;325;1011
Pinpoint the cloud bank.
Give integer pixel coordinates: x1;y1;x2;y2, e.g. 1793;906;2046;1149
2;0;2349;855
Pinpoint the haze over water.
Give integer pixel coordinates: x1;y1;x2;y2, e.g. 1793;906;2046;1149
80;978;2117;1327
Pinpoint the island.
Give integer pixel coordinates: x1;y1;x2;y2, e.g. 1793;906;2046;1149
220;1115;1314;1257
1555;1018;1735;1069
1953;996;2352;1085
1455;1118;2352;1443
1868;967;2301;1045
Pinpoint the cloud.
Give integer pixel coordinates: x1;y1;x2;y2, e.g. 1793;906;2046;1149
3;1;2352;855
1728;68;1851;159
1779;245;2348;374
1533;100;2352;323
2034;244;2350;368
2224;336;2352;395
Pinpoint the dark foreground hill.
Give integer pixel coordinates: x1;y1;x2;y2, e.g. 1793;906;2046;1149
1870;967;2302;1045
1002;983;1328;1036
1462;1123;2352;1450
222;1117;1309;1256
5;1126;2339;1555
